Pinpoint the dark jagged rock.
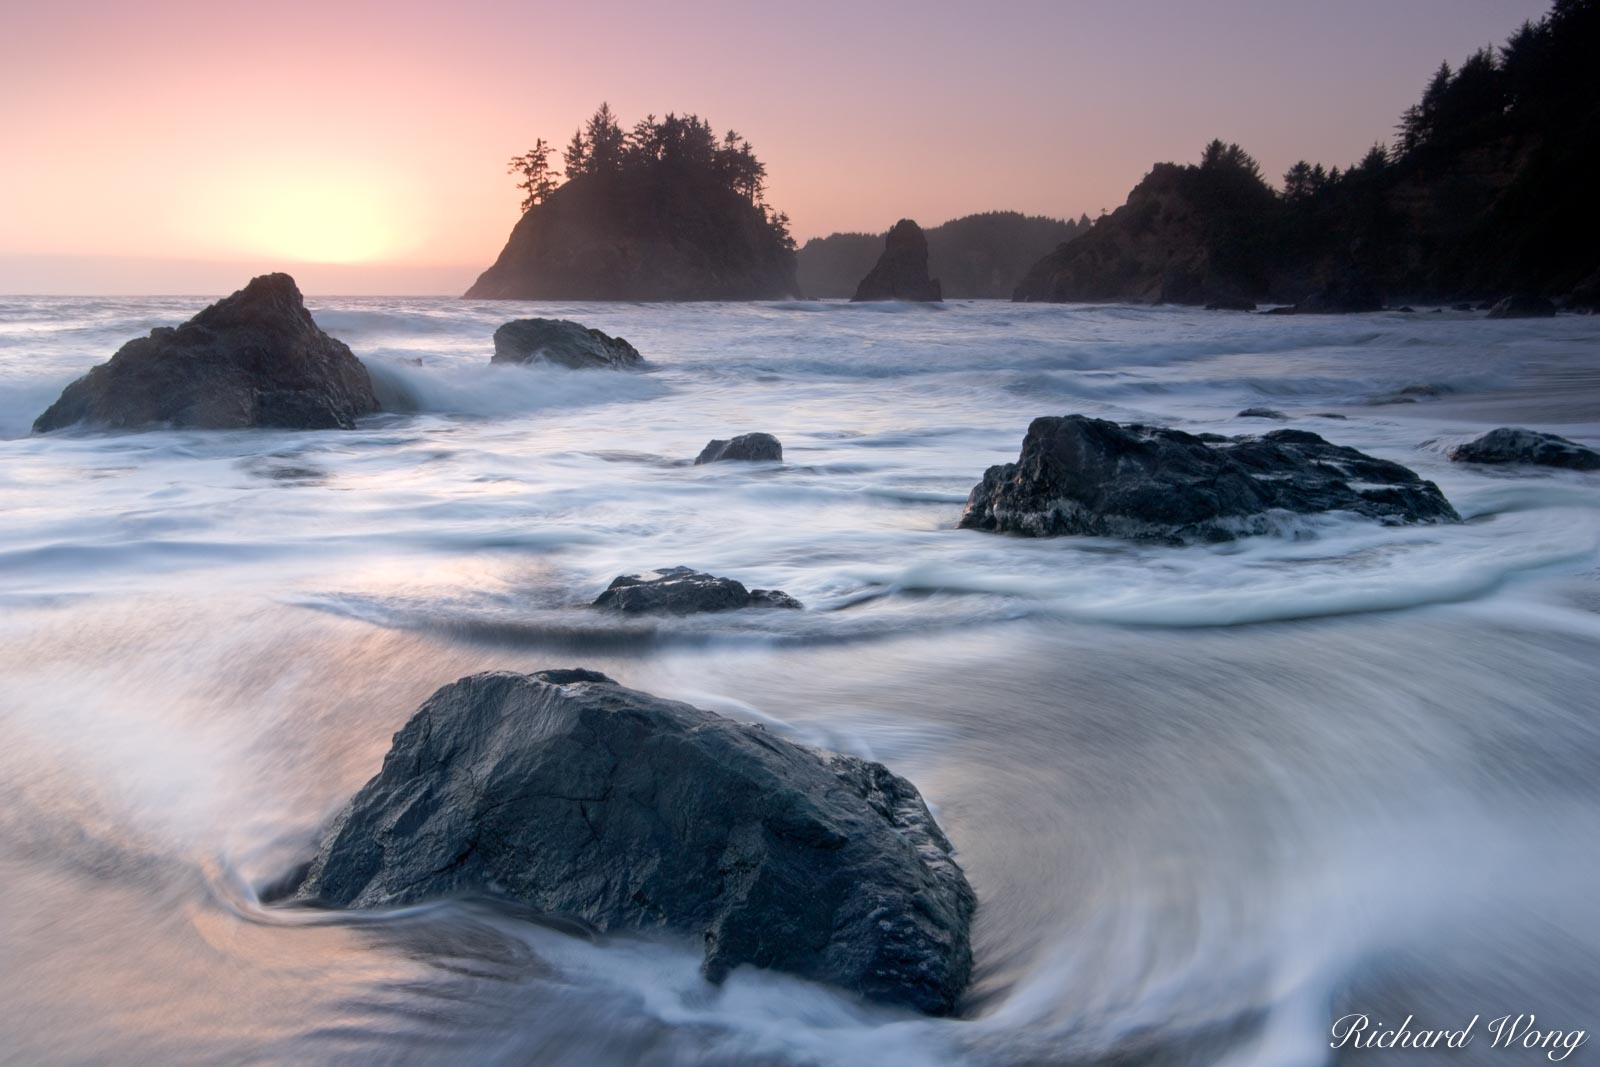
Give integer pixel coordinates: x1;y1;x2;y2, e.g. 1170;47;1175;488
594;566;802;614
851;220;942;302
1449;427;1600;470
695;432;782;464
1486;295;1558;319
1237;407;1288;419
279;670;973;1014
490;319;643;369
33;274;379;432
959;415;1459;543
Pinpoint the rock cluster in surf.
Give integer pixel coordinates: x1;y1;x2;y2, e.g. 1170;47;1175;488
960;415;1460;543
33;273;380;432
490;318;644;369
276;669;975;1015
594;566;802;614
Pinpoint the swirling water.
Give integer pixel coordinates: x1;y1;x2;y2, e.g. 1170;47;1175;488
1;297;1598;1066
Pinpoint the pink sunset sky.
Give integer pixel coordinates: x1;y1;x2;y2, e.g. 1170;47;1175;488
0;0;1549;294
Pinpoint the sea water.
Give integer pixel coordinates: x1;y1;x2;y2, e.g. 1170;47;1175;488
1;297;1597;1065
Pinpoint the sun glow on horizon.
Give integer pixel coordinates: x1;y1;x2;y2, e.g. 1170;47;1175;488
186;177;409;265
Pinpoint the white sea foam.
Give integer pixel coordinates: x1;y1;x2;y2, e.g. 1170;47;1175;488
2;298;1599;1065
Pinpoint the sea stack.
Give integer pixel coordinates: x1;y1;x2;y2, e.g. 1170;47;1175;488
851;220;942;302
33;273;380;432
276;670;975;1015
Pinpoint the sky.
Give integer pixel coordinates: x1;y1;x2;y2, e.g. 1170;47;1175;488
0;0;1551;294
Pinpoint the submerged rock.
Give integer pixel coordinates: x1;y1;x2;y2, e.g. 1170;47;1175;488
959;415;1459;543
594;566;802;613
279;670;974;1014
33;273;379;432
1263;279;1385;316
695;432;782;464
1486;295;1557;319
490;319;643;369
1449;427;1600;470
851;220;942;302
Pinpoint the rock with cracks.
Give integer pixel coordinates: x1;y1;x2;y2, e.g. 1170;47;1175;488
593;566;802;613
278;670;975;1015
960;414;1459;543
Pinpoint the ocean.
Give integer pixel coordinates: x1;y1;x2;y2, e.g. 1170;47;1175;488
2;296;1597;1065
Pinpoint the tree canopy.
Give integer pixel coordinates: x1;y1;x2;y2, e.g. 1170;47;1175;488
510;104;792;249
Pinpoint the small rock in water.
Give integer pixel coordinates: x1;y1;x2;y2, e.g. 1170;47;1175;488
1449;427;1600;470
32;273;380;432
275;670;975;1014
1237;407;1289;420
960;414;1459;543
594;566;802;613
490;318;643;369
695;432;783;464
1486;295;1557;319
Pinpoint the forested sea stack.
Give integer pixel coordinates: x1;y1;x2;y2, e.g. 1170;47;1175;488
466;105;799;300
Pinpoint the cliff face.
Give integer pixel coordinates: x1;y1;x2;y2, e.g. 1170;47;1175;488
465;167;798;301
799;212;1083;299
1013;162;1278;305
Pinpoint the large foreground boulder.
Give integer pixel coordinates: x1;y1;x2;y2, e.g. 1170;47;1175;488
1449;427;1600;470
33;273;379;432
851;220;942;302
279;670;975;1014
695;432;782;464
960;415;1459;543
594;566;802;613
490;319;643;369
